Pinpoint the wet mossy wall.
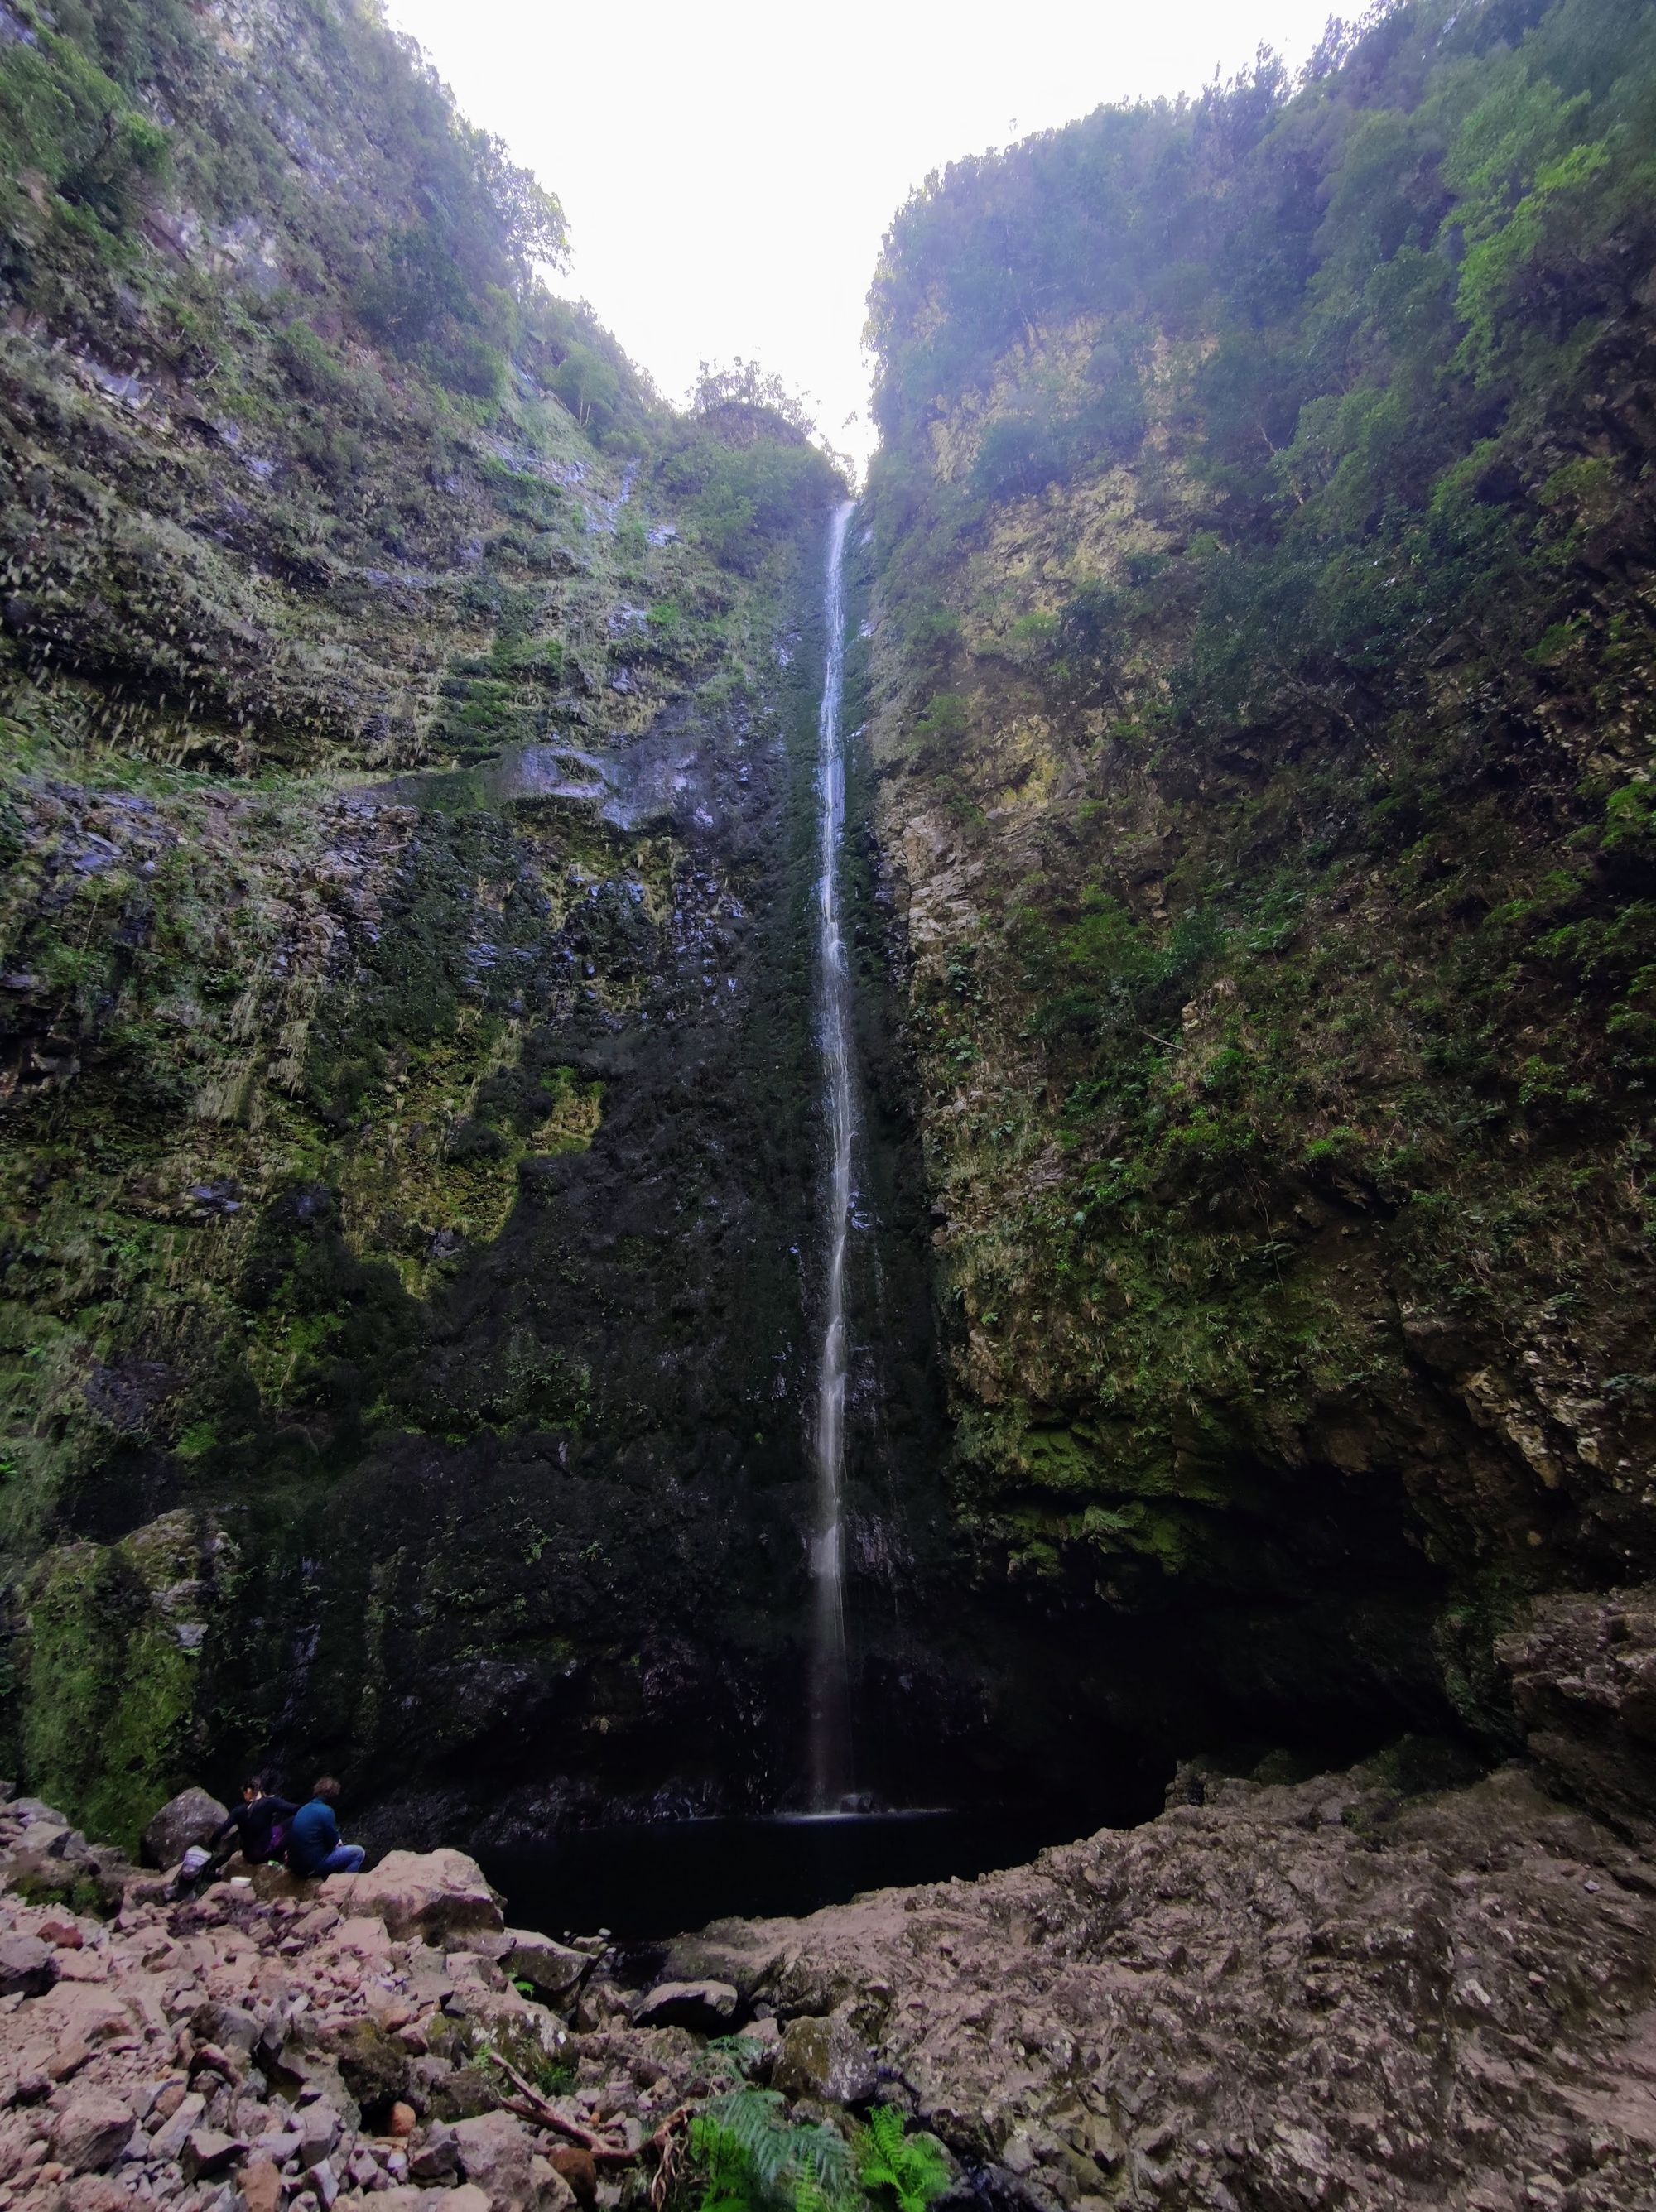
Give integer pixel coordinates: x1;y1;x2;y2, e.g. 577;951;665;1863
0;0;876;1849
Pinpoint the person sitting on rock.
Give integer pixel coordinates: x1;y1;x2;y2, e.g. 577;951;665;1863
208;1773;298;1873
286;1775;366;1878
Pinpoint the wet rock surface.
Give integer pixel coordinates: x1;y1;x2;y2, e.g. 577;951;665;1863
696;1763;1656;2210
1498;1589;1656;1843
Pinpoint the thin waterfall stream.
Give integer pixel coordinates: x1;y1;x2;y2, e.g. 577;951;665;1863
807;496;859;1810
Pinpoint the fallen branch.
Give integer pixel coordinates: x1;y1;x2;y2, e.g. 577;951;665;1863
493;2057;633;2163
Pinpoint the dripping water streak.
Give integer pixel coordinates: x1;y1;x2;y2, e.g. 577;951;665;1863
809;497;858;1811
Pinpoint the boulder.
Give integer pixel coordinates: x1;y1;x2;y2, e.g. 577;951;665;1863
772;2012;878;2106
33;1979;131;2049
191;1998;262;2054
408;2123;460;2182
181;2128;247;2181
631;1978;740;2032
296;2098;343;2166
501;1930;593;2007
531;2156;579;2212
662;1921;785;2000
51;2093;135;2174
0;1931;59;1998
149;2091;208;2160
142;1788;229;1870
450;2111;542;2212
546;2147;596;2207
446;1950;505;1990
56;2180;129;2212
239;2155;284;2212
322;1848;503;1943
436;1984;560;2056
1496;1586;1656;1835
29;1824;90;1861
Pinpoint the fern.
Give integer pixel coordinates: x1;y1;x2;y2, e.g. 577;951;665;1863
688;2089;857;2212
856;2107;951;2212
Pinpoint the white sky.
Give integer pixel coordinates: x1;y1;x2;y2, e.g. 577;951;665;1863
384;0;1347;471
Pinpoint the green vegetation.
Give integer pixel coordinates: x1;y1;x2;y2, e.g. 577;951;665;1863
662;362;845;574
684;2092;948;2212
691;2089;856;2212
854;2108;951;2212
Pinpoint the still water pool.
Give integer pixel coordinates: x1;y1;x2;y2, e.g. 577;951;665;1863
481;1804;1114;1945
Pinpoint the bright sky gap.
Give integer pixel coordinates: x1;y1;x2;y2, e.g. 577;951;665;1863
383;0;1347;469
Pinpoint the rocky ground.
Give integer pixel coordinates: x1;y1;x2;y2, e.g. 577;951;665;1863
0;1785;758;2212
5;1743;1656;2212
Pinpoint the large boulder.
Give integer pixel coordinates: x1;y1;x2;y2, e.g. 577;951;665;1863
141;1787;228;1869
408;2123;460;2182
1496;1586;1656;1836
51;2092;135;2174
450;2110;543;2212
0;1931;59;1998
500;1930;592;2008
295;2098;344;2166
239;2156;284;2212
662;1920;785;1999
181;2128;247;2182
545;2148;596;2210
771;2012;878;2106
631;1979;740;2032
322;1848;503;1944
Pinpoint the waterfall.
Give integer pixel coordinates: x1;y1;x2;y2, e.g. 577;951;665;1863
808;496;859;1811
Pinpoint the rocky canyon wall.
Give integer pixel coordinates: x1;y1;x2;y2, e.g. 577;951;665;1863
854;0;1656;1800
0;0;906;1844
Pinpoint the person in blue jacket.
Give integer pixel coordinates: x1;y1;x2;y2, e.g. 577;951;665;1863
286;1775;366;1877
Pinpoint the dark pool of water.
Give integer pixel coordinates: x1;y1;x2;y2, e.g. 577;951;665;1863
480;1805;1104;1945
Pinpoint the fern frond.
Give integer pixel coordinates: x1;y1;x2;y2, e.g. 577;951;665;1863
893;2134;950;2212
689;2089;859;2212
784;2120;854;2203
866;2109;906;2161
856;2109;951;2212
792;2173;830;2212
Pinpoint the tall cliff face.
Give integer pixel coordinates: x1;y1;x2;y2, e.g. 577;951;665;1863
0;0;883;1844
859;0;1656;1782
9;0;1656;1867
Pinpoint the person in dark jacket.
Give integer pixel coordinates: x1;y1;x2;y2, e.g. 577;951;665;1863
209;1776;298;1871
286;1776;365;1877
